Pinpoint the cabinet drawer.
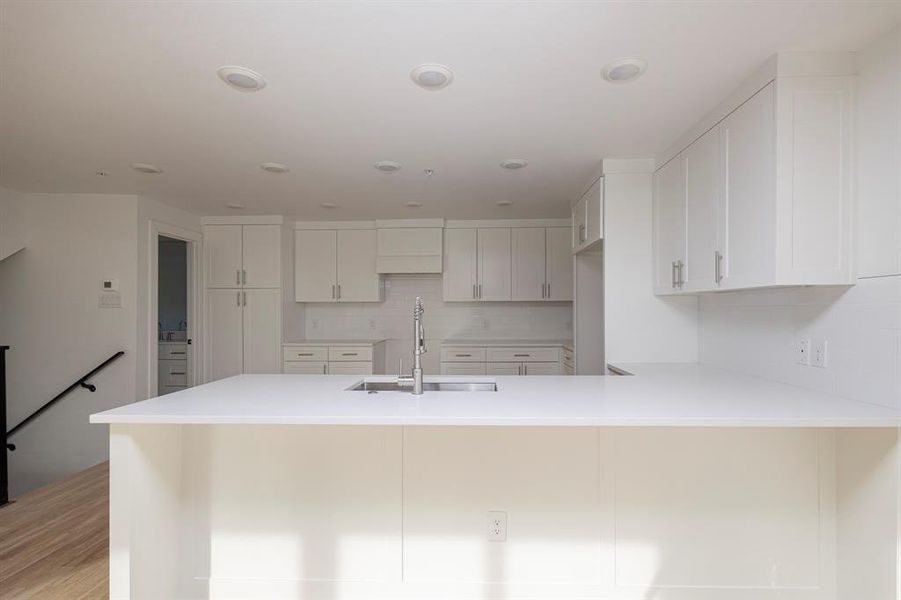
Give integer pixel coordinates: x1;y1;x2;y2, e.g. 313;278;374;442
441;362;488;376
523;362;562;376
283;361;328;374
159;344;188;359
486;362;522;376
327;361;373;375
160;360;188;386
440;347;487;362
487;347;560;363
283;346;328;362
328;346;373;362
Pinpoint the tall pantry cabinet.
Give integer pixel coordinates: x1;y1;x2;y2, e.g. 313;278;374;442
203;218;283;381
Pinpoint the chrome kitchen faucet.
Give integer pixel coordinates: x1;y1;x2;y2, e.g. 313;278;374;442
397;297;426;394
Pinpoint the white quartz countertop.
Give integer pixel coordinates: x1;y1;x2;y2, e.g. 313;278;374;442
91;363;901;427
442;339;573;348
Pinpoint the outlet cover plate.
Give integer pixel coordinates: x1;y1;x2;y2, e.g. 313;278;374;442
796;338;811;366
812;339;828;368
487;511;507;542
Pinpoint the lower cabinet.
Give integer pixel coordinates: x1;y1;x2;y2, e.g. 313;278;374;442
205;288;282;381
282;342;386;375
441;344;571;376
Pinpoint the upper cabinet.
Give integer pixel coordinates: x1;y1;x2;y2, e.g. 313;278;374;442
294;225;383;302
375;220;444;273
654;72;854;295
205;224;282;289
511;227;574;301
572;177;603;253
444;227;511;301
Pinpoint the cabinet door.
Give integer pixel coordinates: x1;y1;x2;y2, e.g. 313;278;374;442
486;362;522;376
284;361;328;374
477;228;512;301
720;82;776;289
327;361;373;375
585;177;603;245
295;230;337;302
683;128;721;291
337;229;381;302
653;156;687;293
511;228;546;301
441;362;488;376
572;194;587;250
545;227;574;301
443;228;478;301
242;225;282;288
242;289;281;374
205;226;243;288
205;289;244;381
523;362;563;376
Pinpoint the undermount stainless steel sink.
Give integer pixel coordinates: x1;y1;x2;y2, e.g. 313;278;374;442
349;380;497;392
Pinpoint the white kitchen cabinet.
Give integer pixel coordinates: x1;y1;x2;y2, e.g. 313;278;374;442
283;361;328;375
545;227;574;301
336;229;382;301
204;289;244;381
572;177;602;253
204;224;281;289
294;228;383;302
653;74;854;295
443;228;478;301
486;362;522;376
653;156;687;294
282;342;386;375
719;82;776;289
477;228;511;301
512;228;546;301
326;362;373;376
295;230;337;302
242;289;281;374
682;127;722;292
443;227;511;302
441;362;488;376
522;362;563;376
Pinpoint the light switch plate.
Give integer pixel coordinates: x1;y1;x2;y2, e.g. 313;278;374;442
812;339;828;368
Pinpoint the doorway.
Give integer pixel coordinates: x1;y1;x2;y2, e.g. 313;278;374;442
148;222;202;398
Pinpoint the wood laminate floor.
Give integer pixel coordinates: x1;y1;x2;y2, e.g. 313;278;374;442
0;462;109;599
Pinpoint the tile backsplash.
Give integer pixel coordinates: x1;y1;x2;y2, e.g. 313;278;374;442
699;275;901;410
295;274;573;373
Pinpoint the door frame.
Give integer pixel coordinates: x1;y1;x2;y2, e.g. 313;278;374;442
148;221;203;398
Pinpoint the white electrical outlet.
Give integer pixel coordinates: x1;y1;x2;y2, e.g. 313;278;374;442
812;339;828;368
487;511;507;542
796;338;811;366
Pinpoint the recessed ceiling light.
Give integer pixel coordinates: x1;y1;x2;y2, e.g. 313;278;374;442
497;200;513;206
602;57;647;83
410;64;454;90
374;160;401;172
500;159;528;170
225;202;245;209
320;202;338;209
131;162;162;174
404;201;423;208
260;162;289;174
217;66;266;92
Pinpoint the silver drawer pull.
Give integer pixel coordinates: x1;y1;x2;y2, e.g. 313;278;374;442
513;353;530;357
170;371;186;375
341;352;358;356
296;352;314;356
455;353;472;357
170;351;186;355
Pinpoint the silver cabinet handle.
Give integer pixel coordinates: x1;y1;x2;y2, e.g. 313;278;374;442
677;260;685;288
337;284;341;299
517;364;522;375
170;351;186;355
715;251;723;285
547;283;551;298
541;283;546;299
671;261;677;289
341;352;358;356
478;283;482;299
472;284;476;299
237;291;241;306
514;353;530;357
578;224;586;243
323;364;327;374
297;352;314;357
242;269;247;285
236;269;241;285
524;364;528;376
242;291;247;306
456;353;472;357
332;284;336;299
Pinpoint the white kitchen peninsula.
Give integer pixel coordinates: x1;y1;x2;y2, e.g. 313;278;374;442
92;367;901;600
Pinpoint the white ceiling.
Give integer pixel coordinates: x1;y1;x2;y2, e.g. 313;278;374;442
2;1;899;220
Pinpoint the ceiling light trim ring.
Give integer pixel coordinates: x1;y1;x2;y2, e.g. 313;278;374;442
602;57;647;83
217;66;267;92
410;63;454;90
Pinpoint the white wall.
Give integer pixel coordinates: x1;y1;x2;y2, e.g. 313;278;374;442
300;274;572;374
0;186;27;261
0;192;139;495
602;166;698;363
697;27;901;411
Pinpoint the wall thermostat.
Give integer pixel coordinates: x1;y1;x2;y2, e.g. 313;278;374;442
102;278;119;292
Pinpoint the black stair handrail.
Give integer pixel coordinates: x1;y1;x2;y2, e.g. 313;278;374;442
5;350;125;448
